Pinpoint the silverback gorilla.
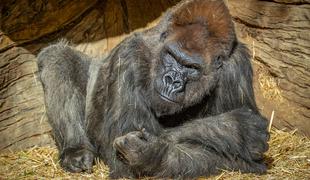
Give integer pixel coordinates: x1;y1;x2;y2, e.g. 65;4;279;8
37;0;269;178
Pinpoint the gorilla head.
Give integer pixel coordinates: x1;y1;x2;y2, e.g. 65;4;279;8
136;0;236;116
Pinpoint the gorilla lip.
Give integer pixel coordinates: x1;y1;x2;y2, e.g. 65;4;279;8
159;93;177;104
159;94;178;104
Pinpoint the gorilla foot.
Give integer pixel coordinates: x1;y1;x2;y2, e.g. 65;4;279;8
60;147;95;173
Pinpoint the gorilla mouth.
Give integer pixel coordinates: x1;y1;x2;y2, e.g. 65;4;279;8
159;93;177;104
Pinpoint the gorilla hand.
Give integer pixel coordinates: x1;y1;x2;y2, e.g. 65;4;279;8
113;130;166;169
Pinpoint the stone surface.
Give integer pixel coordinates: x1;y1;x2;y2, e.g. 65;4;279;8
227;0;310;136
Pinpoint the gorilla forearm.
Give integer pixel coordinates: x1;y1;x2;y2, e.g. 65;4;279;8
160;108;269;175
153;142;265;178
115;108;268;177
165;108;269;160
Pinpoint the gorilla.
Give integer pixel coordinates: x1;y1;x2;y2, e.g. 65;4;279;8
37;0;269;178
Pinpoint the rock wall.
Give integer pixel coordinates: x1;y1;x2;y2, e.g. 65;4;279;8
227;0;310;136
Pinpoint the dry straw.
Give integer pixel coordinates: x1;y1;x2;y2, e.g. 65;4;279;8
0;128;309;179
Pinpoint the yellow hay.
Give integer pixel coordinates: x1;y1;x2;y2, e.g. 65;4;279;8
1;128;309;179
257;69;283;103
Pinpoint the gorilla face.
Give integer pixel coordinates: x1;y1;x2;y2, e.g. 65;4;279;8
151;45;222;116
155;42;203;104
148;25;225;116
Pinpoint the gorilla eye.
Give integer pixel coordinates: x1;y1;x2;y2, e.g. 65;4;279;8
185;64;200;70
186;67;200;76
160;31;168;42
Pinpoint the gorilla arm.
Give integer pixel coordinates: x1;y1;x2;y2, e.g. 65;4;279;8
113;108;269;178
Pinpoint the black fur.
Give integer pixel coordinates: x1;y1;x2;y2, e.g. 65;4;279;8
37;0;269;178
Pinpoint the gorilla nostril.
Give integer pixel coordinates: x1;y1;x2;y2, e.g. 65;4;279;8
164;74;173;85
173;81;181;87
172;81;183;92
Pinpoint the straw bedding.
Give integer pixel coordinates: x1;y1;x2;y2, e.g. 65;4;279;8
0;128;309;179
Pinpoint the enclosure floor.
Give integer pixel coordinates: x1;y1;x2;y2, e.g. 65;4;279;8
0;128;309;179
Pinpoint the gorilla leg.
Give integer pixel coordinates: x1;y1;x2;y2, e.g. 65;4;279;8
37;42;95;172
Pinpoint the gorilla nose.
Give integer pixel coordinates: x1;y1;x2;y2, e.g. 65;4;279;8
163;72;184;92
